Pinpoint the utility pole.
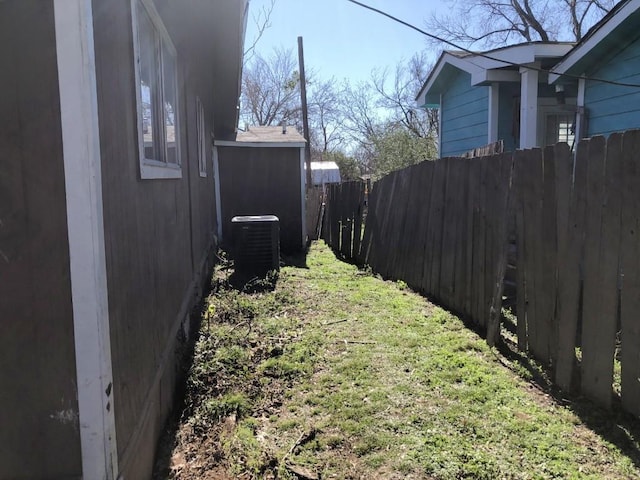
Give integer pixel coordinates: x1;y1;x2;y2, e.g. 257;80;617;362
298;36;312;190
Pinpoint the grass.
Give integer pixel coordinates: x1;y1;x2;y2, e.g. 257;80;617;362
160;241;640;479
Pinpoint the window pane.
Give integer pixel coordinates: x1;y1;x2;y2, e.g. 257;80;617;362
137;4;160;161
162;42;179;165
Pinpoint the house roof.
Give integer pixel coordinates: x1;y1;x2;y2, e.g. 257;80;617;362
215;126;306;147
549;0;640;83
416;42;574;107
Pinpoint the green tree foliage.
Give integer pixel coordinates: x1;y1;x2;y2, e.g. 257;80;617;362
367;125;437;179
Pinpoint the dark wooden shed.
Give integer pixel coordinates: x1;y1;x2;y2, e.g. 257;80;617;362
214;126;307;253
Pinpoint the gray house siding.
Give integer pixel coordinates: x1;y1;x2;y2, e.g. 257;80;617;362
92;0;220;477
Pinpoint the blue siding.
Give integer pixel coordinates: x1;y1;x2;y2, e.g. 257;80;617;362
440;70;489;157
585;36;640;137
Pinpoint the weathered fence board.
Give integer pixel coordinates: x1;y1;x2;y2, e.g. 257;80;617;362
387;169;412;279
514;156;528;351
518;150;541;359
554;142;580;391
398;164;421;285
487;154;513;346
474;157;489;327
361;179;379;265
424;160;447;296
457;157;470;309
465;159;480;319
581;135;616;408
620;129;640;416
539;146;559;364
412;162;434;291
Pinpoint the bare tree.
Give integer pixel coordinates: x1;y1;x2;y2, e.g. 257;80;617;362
340;80;381;143
308;78;346;156
562;0;614;40
240;48;300;127
372;52;438;139
243;0;276;65
426;0;614;48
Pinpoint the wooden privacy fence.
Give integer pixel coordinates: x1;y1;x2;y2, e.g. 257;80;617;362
323;129;640;419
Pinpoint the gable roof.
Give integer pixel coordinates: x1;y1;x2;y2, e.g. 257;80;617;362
550;0;640;83
416;42;574;107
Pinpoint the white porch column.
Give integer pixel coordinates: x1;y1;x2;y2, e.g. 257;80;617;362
519;63;540;149
54;1;118;479
488;83;500;144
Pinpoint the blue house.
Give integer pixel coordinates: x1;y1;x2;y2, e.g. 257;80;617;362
416;43;575;156
550;0;640;138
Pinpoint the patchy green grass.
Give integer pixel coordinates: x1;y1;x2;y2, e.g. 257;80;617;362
163;242;640;480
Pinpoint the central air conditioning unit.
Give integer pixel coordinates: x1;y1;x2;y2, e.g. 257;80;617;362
231;215;280;273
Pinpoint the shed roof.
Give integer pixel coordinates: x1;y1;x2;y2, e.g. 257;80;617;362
236;126;306;143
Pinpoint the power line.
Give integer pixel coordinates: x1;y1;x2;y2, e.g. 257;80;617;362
345;0;640;89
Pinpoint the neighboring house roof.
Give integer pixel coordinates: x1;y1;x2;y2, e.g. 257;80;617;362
216;126;306;147
308;161;341;185
416;42;574;106
550;0;640;83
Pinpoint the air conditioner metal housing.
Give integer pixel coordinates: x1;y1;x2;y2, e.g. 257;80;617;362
231;215;280;273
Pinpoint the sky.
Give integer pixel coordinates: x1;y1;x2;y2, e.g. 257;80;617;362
244;0;447;85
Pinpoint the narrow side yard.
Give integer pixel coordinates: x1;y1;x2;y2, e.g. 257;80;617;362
155;242;640;480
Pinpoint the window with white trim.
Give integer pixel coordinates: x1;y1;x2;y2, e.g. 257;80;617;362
133;0;181;179
196;97;207;177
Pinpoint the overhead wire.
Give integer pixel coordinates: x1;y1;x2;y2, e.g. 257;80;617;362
345;0;640;89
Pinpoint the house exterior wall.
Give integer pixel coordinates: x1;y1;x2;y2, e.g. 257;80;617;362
585;33;640;137
0;2;83;478
440;70;489;157
92;0;218;477
217;146;304;253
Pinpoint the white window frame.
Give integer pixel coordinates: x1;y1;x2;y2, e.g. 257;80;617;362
132;0;182;179
196;97;207;177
